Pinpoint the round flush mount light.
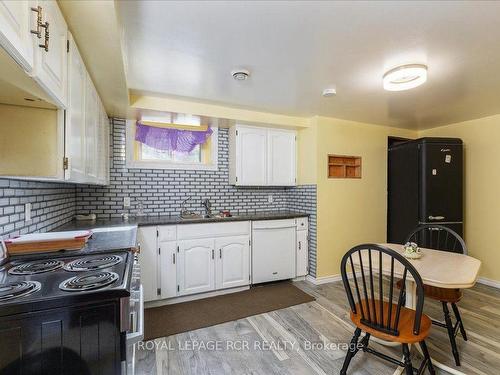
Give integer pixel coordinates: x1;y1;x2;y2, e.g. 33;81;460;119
231;69;250;81
322;88;337;97
383;64;427;91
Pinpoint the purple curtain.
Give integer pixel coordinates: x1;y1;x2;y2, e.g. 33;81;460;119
135;122;213;153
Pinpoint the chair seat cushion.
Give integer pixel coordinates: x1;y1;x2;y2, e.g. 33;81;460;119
350;299;432;344
395;279;463;303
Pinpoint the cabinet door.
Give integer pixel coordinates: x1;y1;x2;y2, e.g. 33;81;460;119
268;129;296;186
32;0;68;107
160;241;177;299
236;126;267;185
215;236;250;290
65;33;86;182
177;239;215;296
84;75;98;181
137;227;160;302
0;0;34;71
296;229;308;277
96;103;108;184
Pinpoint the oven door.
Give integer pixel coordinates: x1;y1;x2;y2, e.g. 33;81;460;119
125;284;144;375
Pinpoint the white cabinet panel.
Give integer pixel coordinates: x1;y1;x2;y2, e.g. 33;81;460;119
137;226;160;302
32;0;67;107
215;236;250;290
229;125;296;186
96;102;108;184
65;33;86;182
0;0;33;71
177;239;215;296
268;129;296;186
84;75;98;181
160;241;177;299
235;126;267;185
296;229;308;277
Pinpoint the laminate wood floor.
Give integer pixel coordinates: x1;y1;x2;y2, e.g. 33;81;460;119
135;281;500;375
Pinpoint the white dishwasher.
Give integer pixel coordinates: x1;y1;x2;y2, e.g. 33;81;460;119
252;219;296;284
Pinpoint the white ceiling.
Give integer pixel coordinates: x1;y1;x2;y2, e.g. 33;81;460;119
118;1;500;129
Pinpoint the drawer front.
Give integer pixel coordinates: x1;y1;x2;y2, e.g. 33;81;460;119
296;217;308;231
158;225;176;242
177;221;250;240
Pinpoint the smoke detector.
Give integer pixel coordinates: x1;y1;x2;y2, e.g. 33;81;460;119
231;69;250;81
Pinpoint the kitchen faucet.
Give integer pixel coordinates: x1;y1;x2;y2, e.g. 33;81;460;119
202;199;212;218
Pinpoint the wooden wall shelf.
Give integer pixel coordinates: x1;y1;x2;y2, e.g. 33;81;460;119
328;155;362;178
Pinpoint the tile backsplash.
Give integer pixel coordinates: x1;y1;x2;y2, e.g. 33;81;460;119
0;179;75;239
0;118;317;276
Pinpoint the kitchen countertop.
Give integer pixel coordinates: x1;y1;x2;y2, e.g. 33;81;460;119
39;211;308;258
55;210;309;231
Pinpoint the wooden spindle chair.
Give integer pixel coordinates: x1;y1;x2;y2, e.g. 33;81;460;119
404;224;468;366
340;244;434;375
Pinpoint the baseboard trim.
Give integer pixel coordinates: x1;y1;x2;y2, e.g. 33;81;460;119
306;274;344;285
477;277;500;289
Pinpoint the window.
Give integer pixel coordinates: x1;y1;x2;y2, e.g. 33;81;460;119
126;119;218;170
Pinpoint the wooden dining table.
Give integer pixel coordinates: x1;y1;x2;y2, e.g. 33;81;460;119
352;243;482;375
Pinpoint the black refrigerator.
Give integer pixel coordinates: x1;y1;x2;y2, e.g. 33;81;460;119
387;137;463;245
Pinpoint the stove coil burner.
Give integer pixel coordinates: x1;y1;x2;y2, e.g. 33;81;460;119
59;271;119;292
0;281;41;301
63;255;122;272
8;260;64;275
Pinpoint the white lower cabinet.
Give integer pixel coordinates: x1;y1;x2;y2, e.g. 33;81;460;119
137;226;160;302
296;228;308;277
138;218;308;303
159;241;177;299
177;239;215;296
215;236;250;290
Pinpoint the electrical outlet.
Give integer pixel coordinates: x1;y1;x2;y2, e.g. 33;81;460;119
25;203;31;222
268;194;273;204
123;197;131;208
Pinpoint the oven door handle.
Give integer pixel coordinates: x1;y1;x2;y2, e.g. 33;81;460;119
126;284;144;344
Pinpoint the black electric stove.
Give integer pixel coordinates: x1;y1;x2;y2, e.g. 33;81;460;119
0;248;136;375
0;251;132;317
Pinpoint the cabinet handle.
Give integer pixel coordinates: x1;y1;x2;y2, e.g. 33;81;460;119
298;241;301;250
30;6;43;38
219;249;222;259
39;21;49;52
172;253;175;264
212;249;214;259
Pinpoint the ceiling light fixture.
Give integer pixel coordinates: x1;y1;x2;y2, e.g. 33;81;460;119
383;64;427;91
231;69;250;81
322;88;337;97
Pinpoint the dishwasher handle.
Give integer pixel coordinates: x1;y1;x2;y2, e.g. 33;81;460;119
252;219;296;230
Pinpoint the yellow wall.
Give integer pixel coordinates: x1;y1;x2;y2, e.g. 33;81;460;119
0;104;59;177
298;116;416;278
419;114;500;282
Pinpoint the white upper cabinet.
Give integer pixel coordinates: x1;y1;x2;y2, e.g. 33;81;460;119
84;75;98;181
97;102;109;185
0;0;34;71
0;0;68;106
268;129;296;186
31;0;68;107
65;33;86;183
230;126;267;186
229;125;296;186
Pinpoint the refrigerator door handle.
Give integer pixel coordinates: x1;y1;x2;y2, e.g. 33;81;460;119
428;215;445;221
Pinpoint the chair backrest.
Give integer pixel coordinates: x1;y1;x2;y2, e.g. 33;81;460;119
341;244;425;336
406;224;467;255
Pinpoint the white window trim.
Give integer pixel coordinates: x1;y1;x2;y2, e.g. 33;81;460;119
125;119;219;171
